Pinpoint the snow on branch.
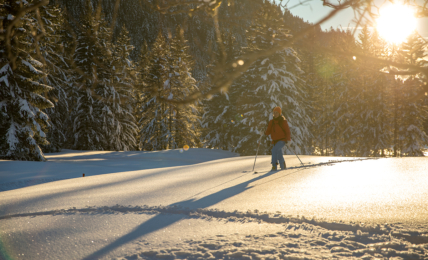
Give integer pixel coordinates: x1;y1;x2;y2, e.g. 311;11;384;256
22;60;43;75
6;122;19;153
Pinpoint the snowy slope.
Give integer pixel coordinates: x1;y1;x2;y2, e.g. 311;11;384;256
1;149;427;260
0;148;238;192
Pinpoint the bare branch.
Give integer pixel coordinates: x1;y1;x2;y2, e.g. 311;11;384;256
280;0;314;10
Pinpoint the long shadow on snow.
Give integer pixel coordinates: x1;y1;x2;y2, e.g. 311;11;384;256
81;169;283;260
0;157;253;216
0;150;241;192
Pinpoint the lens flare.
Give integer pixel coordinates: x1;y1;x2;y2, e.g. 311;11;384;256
183;145;190;151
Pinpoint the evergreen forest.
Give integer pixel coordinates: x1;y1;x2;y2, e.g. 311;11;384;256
1;0;428;161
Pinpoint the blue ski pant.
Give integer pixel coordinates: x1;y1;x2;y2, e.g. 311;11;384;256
271;140;285;165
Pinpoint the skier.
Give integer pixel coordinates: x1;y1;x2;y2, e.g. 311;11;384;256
264;106;291;170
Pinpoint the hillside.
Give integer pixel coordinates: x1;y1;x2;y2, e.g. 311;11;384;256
54;0;314;81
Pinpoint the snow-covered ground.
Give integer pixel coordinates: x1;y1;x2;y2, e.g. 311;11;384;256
1;149;427;260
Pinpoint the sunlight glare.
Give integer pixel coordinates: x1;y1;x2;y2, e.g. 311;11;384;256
376;4;416;44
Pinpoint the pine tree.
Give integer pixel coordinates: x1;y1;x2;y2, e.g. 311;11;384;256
107;25;138;151
202;30;240;150
139;27;201;150
396;32;428;156
330;30;362;156
310;29;373;157
349;26;392;156
168;26;201;149
69;1;107;150
313;27;393;157
135;40;150;149
310;30;339;156
139;31;170;150
296;25;320;155
367;29;393;156
0;0;54;161
37;4;72;153
233;1;310;156
307;31;330;156
70;1;137;151
312;52;342;156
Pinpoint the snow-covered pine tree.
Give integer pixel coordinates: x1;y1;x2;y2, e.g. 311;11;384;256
139;31;170;150
70;1;136;151
0;0;54;161
36;4;72;153
134;40;149;149
295;25;320;155
168;26;201;149
387;44;403;157
366;29;393;156
306;35;325;155
313;29;389;157
68;0;107;150
107;25;138;151
349;26;393;156
233;1;311;156
111;25;135;91
310;29;346;156
202;30;240;150
396;32;428;156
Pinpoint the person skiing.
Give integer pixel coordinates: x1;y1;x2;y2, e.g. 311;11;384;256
264;106;291;170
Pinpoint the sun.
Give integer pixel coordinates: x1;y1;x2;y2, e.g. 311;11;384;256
376;4;417;44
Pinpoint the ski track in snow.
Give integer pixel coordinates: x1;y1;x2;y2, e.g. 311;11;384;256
2;205;428;260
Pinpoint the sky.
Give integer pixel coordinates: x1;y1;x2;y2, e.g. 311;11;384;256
279;0;428;38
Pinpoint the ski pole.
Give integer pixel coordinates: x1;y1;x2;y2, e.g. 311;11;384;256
252;134;264;172
287;143;304;166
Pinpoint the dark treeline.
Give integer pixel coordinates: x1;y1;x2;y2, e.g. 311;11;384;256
1;0;427;161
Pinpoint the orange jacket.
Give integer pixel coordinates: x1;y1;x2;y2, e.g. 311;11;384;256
265;116;291;144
